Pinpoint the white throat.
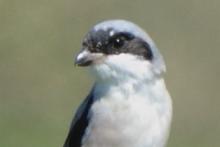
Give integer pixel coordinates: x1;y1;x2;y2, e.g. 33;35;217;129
82;54;172;147
89;54;162;82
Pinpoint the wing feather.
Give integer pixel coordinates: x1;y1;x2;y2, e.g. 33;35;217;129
63;87;94;147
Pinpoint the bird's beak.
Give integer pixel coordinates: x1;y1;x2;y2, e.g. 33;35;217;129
75;49;94;66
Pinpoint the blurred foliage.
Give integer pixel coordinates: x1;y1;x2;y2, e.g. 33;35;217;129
0;0;219;147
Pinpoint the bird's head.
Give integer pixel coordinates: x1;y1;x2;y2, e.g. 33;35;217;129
75;20;166;82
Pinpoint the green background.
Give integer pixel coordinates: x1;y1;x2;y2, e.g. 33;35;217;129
0;0;219;147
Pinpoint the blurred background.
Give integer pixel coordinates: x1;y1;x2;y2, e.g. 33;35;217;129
0;0;219;147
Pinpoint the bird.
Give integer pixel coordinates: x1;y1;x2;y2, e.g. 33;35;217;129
63;19;172;147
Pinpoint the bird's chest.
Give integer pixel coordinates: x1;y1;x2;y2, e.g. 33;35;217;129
82;93;168;147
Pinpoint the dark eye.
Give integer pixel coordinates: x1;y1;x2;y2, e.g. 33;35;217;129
112;37;125;48
82;41;87;47
110;32;134;49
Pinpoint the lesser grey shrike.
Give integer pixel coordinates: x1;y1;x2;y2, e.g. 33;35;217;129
64;19;172;147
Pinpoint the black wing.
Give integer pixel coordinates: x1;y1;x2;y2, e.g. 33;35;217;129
63;88;94;147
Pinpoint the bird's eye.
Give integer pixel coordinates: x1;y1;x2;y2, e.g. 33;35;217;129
112;37;125;49
82;41;88;47
110;32;134;49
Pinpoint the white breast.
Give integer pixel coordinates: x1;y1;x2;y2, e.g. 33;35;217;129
82;79;172;147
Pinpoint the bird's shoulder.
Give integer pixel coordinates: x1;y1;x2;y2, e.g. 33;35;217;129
63;87;95;147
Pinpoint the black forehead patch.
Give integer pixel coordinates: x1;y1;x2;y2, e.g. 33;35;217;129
83;28;153;60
